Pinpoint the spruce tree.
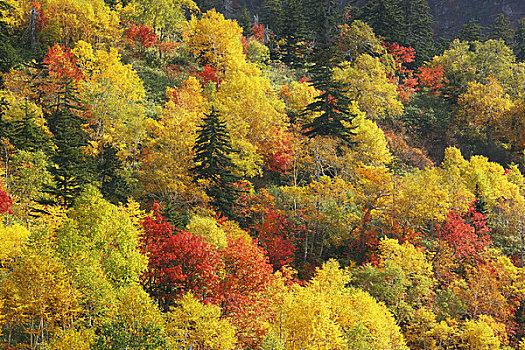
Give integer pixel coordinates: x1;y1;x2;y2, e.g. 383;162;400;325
359;0;434;65
191;108;240;218
42;56;94;207
491;13;514;46
44;108;93;207
515;19;525;62
458;19;487;42
0;0;18;73
301;0;357;144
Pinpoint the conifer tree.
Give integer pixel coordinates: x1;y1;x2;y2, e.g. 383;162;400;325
359;0;434;64
490;14;514;47
301;0;357;144
0;0;18;73
192;108;240;218
41;45;94;207
459;19;487;42
44;108;93;207
515;19;525;62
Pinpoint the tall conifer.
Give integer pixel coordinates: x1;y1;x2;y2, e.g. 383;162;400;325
192;108;240;218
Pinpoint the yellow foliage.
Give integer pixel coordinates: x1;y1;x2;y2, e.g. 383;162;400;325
46;328;95;350
187;9;245;73
7;0;120;46
0;223;29;264
72;40;148;162
0;90;51;136
461;317;501;350
442;147;524;210
114;285;166;334
350;117;393;166
334;54;403;120
186;215;227;249
395;167;466;225
269;260;408;350
378;238;433;278
166;293;237;350
139;76;208;206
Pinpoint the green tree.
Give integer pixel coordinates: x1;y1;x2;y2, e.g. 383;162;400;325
44;108;93;207
300;0;357;145
191;107;241;218
515;19;525;62
490;13;514;47
358;0;434;64
458;19;487;42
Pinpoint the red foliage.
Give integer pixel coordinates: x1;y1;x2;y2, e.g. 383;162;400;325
383;42;418;101
140;203;174;249
258;129;294;173
216;236;274;347
383;42;415;69
416;65;446;95
125;24;158;53
141;205;223;309
252;23;265;43
30;1;48;31
438;204;492;261
241;36;249;54
255;209;296;270
0;188;13;215
196;64;221;86
43;43;83;83
397;77;419;102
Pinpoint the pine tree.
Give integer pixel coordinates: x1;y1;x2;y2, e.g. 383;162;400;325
459;19;487;42
301;0;357;144
301;51;357;144
515;19;525;62
490;13;514;47
191;108;240;218
359;0;434;64
44;108;93;207
41;46;94;207
0;0;18;73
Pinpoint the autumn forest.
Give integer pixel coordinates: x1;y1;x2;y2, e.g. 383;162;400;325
2;0;525;348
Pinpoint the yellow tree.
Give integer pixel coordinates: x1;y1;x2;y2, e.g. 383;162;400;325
166;293;237;350
457;76;513;146
71;40;149;167
268;260;408;350
334;54;403;120
139;76;208;207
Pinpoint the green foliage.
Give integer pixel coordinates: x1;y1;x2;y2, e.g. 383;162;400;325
192;107;241;218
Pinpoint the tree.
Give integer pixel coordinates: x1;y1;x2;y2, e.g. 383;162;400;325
191;107;241;218
515;19;525;62
141;206;223;310
166;293;237;350
301;52;357;144
41;44;94;207
490;14;514;47
458;19;487;42
358;0;434;64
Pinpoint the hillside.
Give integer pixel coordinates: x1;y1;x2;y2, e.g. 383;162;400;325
2;0;525;349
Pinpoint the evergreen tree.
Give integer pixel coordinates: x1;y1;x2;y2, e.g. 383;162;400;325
458;19;487;42
301;50;357;144
301;0;357;144
515;19;525;62
490;13;514;47
191;108;241;218
0;0;18;74
96;145;130;205
41;50;94;207
44;108;93;207
359;0;434;64
0;99;52;152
